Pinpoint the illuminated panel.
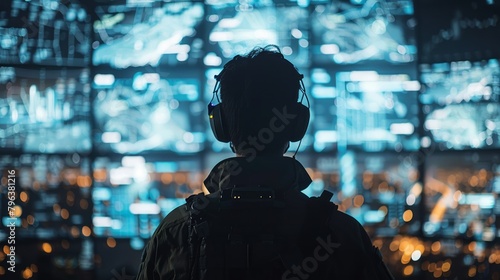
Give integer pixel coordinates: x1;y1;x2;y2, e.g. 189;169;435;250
416;0;500;63
304;152;421;237
92;156;203;238
310;68;337;152
0;0;91;66
0;154;92;240
424;153;500;241
311;0;416;65
205;0;309;67
92;69;205;154
0;67;91;153
420;59;500;150
93;1;204;68
336;70;420;152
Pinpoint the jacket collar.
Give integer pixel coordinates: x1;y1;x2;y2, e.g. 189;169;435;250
203;156;312;193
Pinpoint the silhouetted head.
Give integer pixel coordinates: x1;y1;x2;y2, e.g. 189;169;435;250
211;45;309;156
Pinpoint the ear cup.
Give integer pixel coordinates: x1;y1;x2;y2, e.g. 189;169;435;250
208;104;231;143
289;103;310;142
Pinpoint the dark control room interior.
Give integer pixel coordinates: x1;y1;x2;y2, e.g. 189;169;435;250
0;0;499;279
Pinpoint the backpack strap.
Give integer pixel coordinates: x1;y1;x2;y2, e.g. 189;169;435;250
305;190;338;232
299;190;341;278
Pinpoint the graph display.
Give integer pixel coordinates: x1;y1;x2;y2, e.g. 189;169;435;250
0;0;91;66
93;1;204;68
0;67;91;153
335;70;421;152
424;152;500;240
92;69;205;154
416;0;500;63
420;59;500;150
205;0;309;67
92;156;203;238
0;154;92;240
311;0;416;65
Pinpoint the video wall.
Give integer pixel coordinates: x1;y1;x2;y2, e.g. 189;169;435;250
1;0;500;279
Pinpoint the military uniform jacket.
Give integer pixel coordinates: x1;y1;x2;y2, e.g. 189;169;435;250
136;156;394;280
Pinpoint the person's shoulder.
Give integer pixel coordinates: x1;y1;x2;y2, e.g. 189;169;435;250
330;210;364;232
153;203;190;236
326;208;379;255
330;209;363;228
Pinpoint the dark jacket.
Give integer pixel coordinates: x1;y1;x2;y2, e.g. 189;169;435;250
136;156;393;280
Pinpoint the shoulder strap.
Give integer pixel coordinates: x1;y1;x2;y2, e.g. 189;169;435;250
305;190;338;229
299;190;341;279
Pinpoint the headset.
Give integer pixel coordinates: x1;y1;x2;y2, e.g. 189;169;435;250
207;60;310;145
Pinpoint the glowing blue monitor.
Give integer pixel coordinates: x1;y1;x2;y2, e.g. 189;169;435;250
335;70;420;152
92;70;205;154
0;67;91;153
420;59;500;150
0;0;91;66
92;156;202;238
93;1;204;68
311;0;416;65
205;0;309;67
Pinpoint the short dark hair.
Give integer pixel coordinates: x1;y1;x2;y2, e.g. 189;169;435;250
218;45;302;154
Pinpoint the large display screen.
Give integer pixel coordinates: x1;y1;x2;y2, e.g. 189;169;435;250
204;0;309;67
92;69;205;154
0;0;91;66
424;152;500;241
93;1;204;68
92;156;203;238
304;152;421;237
0;67;91;153
311;0;416;65
416;0;500;63
420;59;500;150
335;69;421;152
0;154;92;240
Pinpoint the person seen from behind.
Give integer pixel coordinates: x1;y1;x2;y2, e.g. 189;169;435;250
135;45;394;280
